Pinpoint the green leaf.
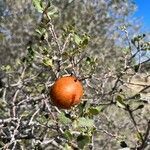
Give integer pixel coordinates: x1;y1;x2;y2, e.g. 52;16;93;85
77;134;90;149
32;0;43;13
42;57;53;67
27;47;34;55
120;141;128;148
35;28;46;36
0;141;5;147
119;25;126;31
116;95;126;109
122;47;130;53
74;34;82;45
68;0;74;3
89;108;99;115
0;100;6;111
63;130;73;140
1;65;11;72
81;37;89;46
80;34;90;47
77;117;94;128
86;57;91;65
58;112;72;124
63;143;72;150
21;110;31;117
0;33;4;41
64;144;72;150
47;5;58;17
88;106;103;116
136;132;143;141
26;46;35;62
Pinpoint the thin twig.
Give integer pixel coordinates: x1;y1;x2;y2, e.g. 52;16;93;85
137;120;150;150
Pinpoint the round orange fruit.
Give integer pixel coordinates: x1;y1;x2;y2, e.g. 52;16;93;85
50;75;83;109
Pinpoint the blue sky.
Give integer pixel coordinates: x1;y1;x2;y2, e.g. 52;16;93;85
134;0;150;31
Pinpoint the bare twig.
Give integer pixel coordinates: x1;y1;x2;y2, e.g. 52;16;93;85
137;120;150;150
125;85;150;100
11;66;26;118
125;105;144;142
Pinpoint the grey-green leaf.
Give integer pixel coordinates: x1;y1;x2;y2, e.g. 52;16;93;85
32;0;43;13
77;117;94;128
58;112;72;124
116;95;126;109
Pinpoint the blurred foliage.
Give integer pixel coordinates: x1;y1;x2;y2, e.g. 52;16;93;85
0;0;149;150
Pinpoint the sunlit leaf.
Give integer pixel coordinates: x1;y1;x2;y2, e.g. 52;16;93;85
116;95;126;109
47;5;58;17
74;34;82;45
77;117;94;128
32;0;43;13
42;57;53;67
64;144;72;150
136;132;143;141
